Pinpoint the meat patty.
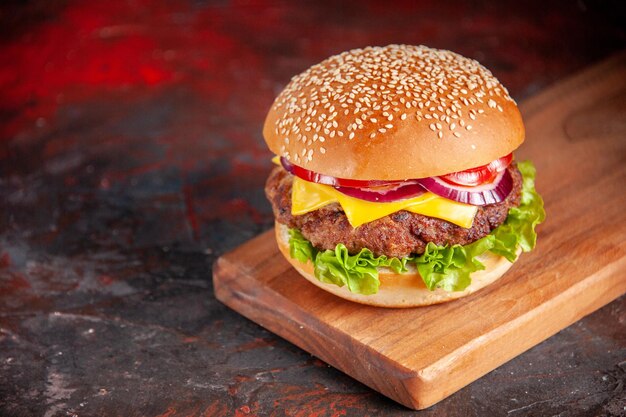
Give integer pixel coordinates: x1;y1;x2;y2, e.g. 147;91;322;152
265;165;523;258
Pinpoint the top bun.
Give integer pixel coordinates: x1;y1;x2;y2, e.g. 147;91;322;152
263;45;524;180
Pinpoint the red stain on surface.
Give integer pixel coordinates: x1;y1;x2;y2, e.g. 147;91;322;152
0;252;11;268
0;0;264;140
182;336;198;343
42;136;80;159
99;178;111;190
2;273;32;293
106;161;167;183
234;402;259;417
200;400;229;417
271;384;372;417
183;184;200;241
312;358;327;368
98;274;115;286
154;406;177;417
0;3;176;138
228;375;252;396
236;337;276;352
175;405;200;417
216;198;265;225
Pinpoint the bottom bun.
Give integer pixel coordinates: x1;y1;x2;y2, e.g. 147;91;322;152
275;222;516;308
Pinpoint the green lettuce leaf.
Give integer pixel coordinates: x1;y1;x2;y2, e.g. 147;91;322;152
315;245;412;295
415;236;496;291
490;161;546;261
288;229;411;295
288;228;316;263
286;161;545;295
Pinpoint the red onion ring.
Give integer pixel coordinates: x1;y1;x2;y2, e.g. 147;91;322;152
417;169;513;205
334;182;426;202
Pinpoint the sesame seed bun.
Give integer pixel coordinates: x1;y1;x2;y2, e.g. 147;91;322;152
275;223;515;307
263;45;524;180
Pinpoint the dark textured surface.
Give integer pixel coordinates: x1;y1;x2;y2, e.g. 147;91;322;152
1;1;625;416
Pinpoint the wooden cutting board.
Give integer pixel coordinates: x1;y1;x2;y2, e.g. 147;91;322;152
213;53;626;410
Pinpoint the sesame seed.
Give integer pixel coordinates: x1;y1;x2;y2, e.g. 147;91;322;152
453;131;461;138
320;147;326;154
401;113;407;120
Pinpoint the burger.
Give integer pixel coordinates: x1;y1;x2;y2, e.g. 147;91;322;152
263;45;545;307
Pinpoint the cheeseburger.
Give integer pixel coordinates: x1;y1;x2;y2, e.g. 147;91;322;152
263;45;545;307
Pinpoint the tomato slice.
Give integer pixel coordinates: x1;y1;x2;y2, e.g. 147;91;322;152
441;166;498;186
487;153;513;173
441;153;513;187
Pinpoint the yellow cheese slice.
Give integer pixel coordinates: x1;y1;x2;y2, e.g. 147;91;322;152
291;177;477;228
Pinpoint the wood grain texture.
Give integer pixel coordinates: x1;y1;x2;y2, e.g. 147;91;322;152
213;53;626;410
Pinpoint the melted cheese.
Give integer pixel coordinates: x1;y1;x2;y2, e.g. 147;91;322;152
291;177;477;228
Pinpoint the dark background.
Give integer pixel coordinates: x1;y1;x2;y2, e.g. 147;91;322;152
1;1;625;416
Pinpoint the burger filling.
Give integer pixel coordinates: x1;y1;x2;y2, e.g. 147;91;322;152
266;164;522;259
265;160;545;294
